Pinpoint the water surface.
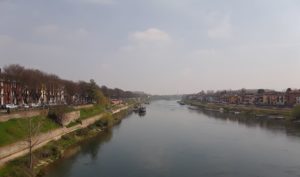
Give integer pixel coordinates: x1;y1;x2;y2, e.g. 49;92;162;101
45;100;300;177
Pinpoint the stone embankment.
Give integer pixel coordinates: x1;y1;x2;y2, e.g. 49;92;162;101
73;104;94;110
0;106;129;166
60;111;80;126
0;104;94;123
0;109;48;122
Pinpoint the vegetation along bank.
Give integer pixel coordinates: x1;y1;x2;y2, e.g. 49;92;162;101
0;105;132;177
183;99;300;121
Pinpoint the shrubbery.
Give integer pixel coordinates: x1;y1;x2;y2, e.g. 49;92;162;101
292;105;300;120
76;128;89;136
100;113;114;128
48;106;75;124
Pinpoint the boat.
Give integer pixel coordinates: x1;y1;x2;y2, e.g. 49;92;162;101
177;101;185;105
138;110;146;117
138;106;146;113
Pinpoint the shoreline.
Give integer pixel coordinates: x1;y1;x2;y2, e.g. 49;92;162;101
0;105;132;177
183;100;293;120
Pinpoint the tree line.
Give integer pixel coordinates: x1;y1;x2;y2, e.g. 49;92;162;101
1;64;146;105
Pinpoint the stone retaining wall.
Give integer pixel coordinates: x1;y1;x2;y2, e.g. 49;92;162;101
73;104;94;110
0;110;48;122
60;111;80;126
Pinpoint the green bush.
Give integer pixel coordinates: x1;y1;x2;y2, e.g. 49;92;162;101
48;106;75;124
292;105;300;120
95;120;105;128
61;134;72;141
223;107;230;113
50;145;62;158
36;169;46;177
100;114;114;128
76;128;89;136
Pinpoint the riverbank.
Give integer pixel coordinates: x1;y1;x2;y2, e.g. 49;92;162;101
0;105;132;177
36;100;300;177
183;100;292;120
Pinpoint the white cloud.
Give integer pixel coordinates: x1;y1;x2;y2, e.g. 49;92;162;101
130;28;171;43
120;28;173;53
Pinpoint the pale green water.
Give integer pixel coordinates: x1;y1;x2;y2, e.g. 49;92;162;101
45;100;300;177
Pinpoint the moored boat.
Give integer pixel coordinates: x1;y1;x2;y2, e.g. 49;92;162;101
139;106;146;113
177;101;185;105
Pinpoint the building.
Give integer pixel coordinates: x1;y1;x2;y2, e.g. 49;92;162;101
276;93;286;106
111;99;123;105
241;93;256;105
0;78;4;106
228;95;240;104
286;90;300;106
262;92;286;106
0;76;66;107
296;96;300;105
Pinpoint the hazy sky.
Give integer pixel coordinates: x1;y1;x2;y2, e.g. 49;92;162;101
1;0;300;94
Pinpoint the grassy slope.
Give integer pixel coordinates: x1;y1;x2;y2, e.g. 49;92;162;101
0;108;130;177
0;105;106;146
0;116;60;147
79;105;105;120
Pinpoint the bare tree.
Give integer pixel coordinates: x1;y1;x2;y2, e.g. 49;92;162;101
27;116;42;173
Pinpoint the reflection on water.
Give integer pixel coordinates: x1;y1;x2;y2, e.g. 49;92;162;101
45;101;300;177
45;129;114;177
138;112;146;117
189;108;300;138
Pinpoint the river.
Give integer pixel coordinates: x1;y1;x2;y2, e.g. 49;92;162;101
45;100;300;177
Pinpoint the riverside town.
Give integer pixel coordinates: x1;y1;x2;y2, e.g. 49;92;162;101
0;65;148;177
2;1;300;177
184;89;300;107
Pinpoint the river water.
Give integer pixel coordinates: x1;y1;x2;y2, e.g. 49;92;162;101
45;100;300;177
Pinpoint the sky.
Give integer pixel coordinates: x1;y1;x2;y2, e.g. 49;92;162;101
0;0;300;94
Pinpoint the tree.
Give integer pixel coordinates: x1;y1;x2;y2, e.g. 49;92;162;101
257;89;265;94
25;116;43;175
292;105;300;120
6;116;44;176
1;64;141;106
241;88;246;94
94;89;109;106
88;79;109;106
